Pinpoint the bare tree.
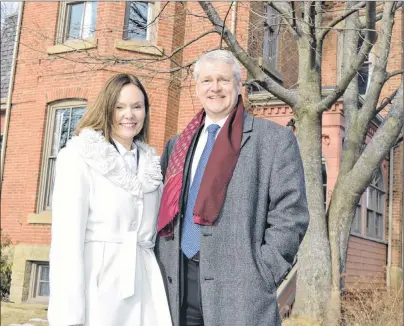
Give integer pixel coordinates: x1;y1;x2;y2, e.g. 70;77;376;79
198;1;403;324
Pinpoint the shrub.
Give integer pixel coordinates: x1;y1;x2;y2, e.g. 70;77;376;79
341;286;403;326
0;229;12;300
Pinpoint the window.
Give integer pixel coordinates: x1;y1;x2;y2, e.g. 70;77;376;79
351;168;385;240
365;170;385;239
124;2;153;41
352;197;362;234
358;61;370;95
248;3;281;93
263;3;280;71
29;262;50;301
322;159;327;209
357;35;373;95
37;101;86;212
56;1;98;43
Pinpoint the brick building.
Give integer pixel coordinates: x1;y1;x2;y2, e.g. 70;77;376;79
0;1;402;309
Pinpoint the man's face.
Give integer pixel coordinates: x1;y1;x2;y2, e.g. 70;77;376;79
195;60;242;122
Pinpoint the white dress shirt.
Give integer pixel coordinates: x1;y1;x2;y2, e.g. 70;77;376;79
190;115;229;185
112;139;138;175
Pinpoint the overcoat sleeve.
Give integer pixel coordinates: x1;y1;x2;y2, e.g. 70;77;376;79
261;129;309;287
160;135;179;182
48;147;89;326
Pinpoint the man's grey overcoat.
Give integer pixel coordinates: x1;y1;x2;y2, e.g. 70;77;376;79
155;114;309;326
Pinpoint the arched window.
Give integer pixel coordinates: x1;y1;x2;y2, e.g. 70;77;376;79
37;100;86;213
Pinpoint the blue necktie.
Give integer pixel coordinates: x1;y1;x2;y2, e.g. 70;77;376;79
181;124;220;258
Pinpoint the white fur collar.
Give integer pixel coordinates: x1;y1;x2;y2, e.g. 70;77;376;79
67;128;162;197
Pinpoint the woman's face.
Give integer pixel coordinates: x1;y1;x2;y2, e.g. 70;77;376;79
111;83;146;149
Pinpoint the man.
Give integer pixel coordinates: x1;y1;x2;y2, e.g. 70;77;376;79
155;50;309;326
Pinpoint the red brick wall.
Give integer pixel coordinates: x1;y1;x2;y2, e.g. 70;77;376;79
0;1;183;244
391;143;403;268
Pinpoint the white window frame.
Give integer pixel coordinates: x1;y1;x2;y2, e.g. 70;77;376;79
351;168;385;241
123;2;159;43
37;100;86;213
365;172;385;239
56;1;98;44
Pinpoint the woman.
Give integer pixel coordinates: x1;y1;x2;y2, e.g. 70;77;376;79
47;74;172;326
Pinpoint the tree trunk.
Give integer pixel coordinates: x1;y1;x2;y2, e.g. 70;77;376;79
292;20;334;322
326;181;359;325
292;110;333;323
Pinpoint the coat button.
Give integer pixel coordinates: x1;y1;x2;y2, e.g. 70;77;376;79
168;276;172;283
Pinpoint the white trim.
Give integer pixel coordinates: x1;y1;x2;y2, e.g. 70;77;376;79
55;1;98;44
37;99;87;214
350;232;388;245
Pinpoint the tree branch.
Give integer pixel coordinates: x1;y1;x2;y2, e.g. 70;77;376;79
198;1;298;107
385;69;403;83
318;1;366;41
359;1;403;28
219;2;233;49
163;30;219;65
315;1;323;30
347;84;403;196
317;1;377;112
375;88;399;115
269;1;300;38
130;59;196;74
147;1;170;28
358;1;396;128
338;1;364;176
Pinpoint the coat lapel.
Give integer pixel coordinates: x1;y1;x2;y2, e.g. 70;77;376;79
241;113;254;149
67;128;162;197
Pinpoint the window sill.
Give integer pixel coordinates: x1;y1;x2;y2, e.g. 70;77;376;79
115;39;164;56
47;38;97;55
27;212;52;224
350;232;387;245
26;297;49;305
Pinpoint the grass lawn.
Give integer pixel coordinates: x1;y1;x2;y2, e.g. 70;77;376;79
1;302;48;326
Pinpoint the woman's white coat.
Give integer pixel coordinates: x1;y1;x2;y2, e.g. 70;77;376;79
48;128;172;326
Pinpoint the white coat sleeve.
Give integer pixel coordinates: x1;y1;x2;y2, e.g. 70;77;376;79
47;148;89;326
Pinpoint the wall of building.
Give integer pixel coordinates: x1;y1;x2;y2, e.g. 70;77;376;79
345;235;388;289
1;1;402;303
389;142;403;290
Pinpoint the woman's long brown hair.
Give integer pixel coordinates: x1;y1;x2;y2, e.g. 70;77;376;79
75;73;150;143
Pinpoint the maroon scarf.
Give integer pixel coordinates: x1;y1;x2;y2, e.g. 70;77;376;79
158;95;244;237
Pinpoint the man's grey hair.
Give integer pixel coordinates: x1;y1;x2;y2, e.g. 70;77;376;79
194;50;242;83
